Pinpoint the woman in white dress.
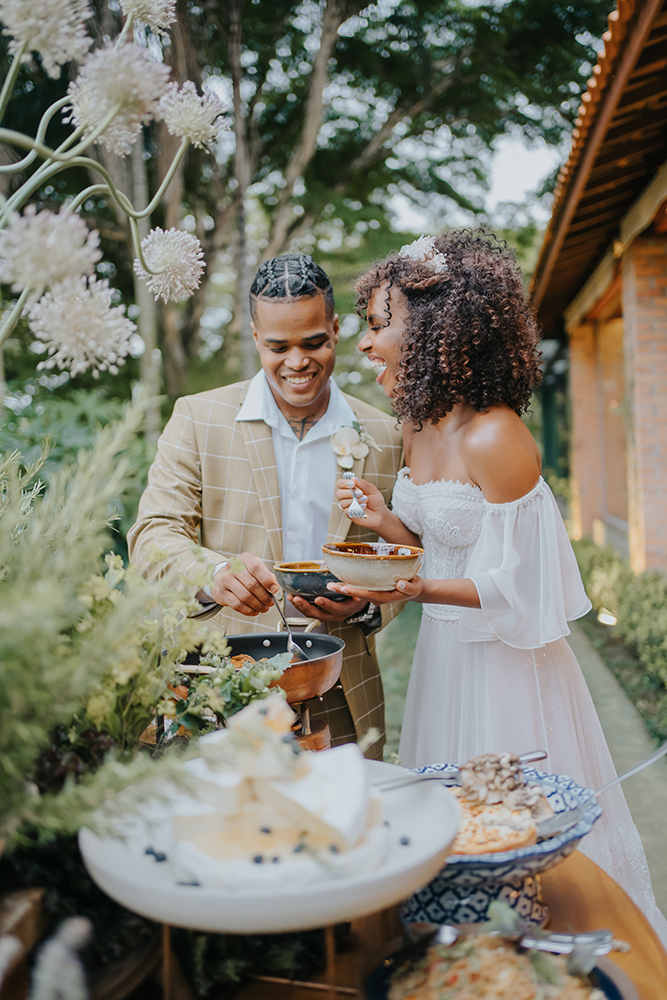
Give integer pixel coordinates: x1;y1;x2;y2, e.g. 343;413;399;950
332;231;666;940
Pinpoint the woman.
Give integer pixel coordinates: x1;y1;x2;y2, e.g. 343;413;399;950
332;230;666;938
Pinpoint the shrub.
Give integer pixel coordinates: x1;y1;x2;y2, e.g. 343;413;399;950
573;538;667;690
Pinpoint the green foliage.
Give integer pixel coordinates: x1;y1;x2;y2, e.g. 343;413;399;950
0;388;153;551
573;538;667;695
0;398;221;844
170;651;291;735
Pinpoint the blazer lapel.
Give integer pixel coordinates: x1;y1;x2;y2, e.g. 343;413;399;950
239;419;283;565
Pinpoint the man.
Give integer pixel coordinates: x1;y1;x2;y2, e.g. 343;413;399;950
128;253;403;758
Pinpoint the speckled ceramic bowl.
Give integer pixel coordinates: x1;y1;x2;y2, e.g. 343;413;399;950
273;561;347;603
321;542;424;591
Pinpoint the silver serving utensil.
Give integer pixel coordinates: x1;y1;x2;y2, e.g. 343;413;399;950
415;924;613;959
271;595;309;661
537;736;667;840
342;471;367;519
375;750;548;791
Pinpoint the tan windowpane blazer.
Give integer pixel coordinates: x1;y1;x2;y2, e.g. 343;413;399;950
128;380;405;756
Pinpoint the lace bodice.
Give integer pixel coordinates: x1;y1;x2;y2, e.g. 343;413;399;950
391;468;486;622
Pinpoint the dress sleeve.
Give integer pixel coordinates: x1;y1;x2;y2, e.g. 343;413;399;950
458;478;592;649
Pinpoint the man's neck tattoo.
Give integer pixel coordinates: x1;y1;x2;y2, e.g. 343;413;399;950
287;413;320;441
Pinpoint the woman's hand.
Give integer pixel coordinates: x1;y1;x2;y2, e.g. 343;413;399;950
327;576;425;604
335;476;388;532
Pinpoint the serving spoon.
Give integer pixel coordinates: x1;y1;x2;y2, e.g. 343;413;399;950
271;594;309;661
536;736;667;839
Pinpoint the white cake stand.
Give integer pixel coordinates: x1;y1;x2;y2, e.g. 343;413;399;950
79;759;459;935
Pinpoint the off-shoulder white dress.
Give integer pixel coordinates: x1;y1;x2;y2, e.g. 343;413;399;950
393;470;667;940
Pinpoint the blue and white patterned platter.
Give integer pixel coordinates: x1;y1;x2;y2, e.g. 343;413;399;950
400;764;603;927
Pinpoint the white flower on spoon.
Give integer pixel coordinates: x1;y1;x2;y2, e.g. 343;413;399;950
330;423;381;470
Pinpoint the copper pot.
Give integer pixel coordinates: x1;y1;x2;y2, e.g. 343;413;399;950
224;632;344;704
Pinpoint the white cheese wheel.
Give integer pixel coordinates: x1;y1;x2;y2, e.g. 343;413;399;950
182;757;248;814
254;743;369;851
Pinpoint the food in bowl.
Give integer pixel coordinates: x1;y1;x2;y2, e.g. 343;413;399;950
321;542;424;592
386;932;607;999
450;752;553;855
273;561;347;602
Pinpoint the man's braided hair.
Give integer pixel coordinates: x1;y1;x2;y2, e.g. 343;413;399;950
250;253;335;322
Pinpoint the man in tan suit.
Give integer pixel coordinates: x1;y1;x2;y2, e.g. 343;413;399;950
128;254;403;759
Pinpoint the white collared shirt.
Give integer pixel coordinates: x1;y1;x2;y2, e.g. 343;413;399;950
236;370;356;562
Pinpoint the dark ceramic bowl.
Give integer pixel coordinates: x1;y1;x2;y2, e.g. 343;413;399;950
274;560;347;603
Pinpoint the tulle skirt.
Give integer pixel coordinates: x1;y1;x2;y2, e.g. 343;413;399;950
398;613;667;943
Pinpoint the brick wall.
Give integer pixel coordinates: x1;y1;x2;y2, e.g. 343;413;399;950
568;322;605;539
622;236;667;572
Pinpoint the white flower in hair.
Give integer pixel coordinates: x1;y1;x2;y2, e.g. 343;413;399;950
0;0;92;78
0;204;101;299
28;275;135;377
399;235;447;273
119;0;176;34
134;227;205;303
157;81;228;149
65;41;171;156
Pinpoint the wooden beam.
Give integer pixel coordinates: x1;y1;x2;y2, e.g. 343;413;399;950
532;0;667;309
618;156;667;249
563;249;616;330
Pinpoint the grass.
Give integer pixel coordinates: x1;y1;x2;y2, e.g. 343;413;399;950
376;601;422;759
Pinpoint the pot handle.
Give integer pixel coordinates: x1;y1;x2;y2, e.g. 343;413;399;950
275;617;319;634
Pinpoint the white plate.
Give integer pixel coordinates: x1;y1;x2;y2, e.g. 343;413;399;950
78;759;460;934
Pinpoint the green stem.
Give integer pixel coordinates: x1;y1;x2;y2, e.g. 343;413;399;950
67;184;112;213
0;97;71;175
118;13;135;43
0;46;26;125
129;216;157;274
0;287;30;352
133;138;188;219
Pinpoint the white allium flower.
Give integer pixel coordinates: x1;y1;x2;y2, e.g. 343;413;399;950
157;81;227;149
119;0;176;34
0;204;101;298
134;227;205;303
0;0;92;78
28;276;136;378
65;41;171;156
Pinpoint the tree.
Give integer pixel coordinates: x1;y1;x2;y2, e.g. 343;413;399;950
160;0;610;389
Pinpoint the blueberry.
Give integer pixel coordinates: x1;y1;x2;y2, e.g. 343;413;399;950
293;843;305;853
260;827;272;834
329;845;339;854
271;856;280;863
399;836;411;846
253;855;264;864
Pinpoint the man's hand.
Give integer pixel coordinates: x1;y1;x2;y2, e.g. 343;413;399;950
291;593;369;623
210;552;279;616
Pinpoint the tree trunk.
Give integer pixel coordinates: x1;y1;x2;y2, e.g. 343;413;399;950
131;135;161;441
229;0;256;382
263;0;363;259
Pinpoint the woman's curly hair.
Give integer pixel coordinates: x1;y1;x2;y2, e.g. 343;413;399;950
355;229;542;423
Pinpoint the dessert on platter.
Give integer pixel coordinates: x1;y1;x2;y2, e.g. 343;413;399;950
170;695;388;888
384;932;607;1000
449;752;554;856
